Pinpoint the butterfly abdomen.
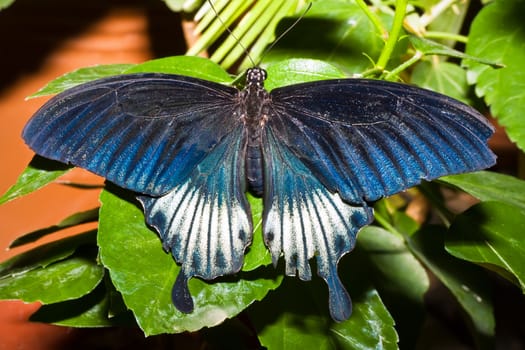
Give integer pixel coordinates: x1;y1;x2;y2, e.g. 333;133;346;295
245;134;263;196
242;100;267;196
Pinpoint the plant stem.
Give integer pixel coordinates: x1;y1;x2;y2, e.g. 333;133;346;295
376;0;408;71
384;50;422;80
354;0;388;39
424;31;468;44
374;211;405;240
419;0;459;28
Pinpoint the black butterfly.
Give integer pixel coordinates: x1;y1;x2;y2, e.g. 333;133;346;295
22;64;495;321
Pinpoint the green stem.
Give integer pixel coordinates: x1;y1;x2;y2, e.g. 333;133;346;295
419;0;459;28
419;182;455;227
424;31;468;44
374;211;405;240
376;0;408;71
384;49;422;80
354;0;388;39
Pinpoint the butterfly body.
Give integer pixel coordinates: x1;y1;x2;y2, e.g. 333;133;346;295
22;63;496;322
240;68;271;195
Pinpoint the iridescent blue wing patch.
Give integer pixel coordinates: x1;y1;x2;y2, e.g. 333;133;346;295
262;127;373;321
268;79;496;205
22;73;241;195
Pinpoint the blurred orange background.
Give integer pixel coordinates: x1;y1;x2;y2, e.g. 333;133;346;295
0;1;189;348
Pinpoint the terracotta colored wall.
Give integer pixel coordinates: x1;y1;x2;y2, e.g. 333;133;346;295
0;1;185;348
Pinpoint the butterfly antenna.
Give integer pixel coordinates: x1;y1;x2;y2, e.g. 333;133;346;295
258;2;312;65
206;0;256;67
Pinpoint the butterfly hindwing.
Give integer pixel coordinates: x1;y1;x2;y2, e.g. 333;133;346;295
22;73;240;195
138;127;252;313
269;79;496;204
262;127;373;321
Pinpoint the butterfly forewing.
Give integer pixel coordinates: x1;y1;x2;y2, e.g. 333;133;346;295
22;73;241;195
268;79;496;204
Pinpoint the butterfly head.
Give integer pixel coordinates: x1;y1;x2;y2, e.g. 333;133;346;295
245;68;267;90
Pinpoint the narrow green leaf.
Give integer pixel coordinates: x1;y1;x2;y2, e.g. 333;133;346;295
0;156;71;205
408;226;495;339
210;0;288;68
446;201;525;292
409;36;501;67
29;64;134;98
9;208;99;248
0;251;104;304
441;171;525;210
464;0;525;151
188;0;255;59
236;0;300;71
98;188;282;335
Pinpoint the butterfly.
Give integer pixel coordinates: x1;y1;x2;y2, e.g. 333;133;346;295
22;63;496;322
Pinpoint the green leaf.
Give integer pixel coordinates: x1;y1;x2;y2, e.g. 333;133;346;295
357;226;428;347
162;0;202;12
0;231;96;275
357;226;429;303
125;56;233;83
265;58;346;91
98;188;282;335
242;194;272;270
0;0;14;10
0;250;104;304
265;0;394;74
408;226;495;339
411;60;470;103
409;36;501;67
28;57;232;101
464;0;525;151
29;64;134;98
441;171;525;211
446;201;525;292
250;276;398;349
9;208;99;248
30;282;134;327
0;156;71;205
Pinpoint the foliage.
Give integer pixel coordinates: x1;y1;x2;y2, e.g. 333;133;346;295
1;0;524;348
